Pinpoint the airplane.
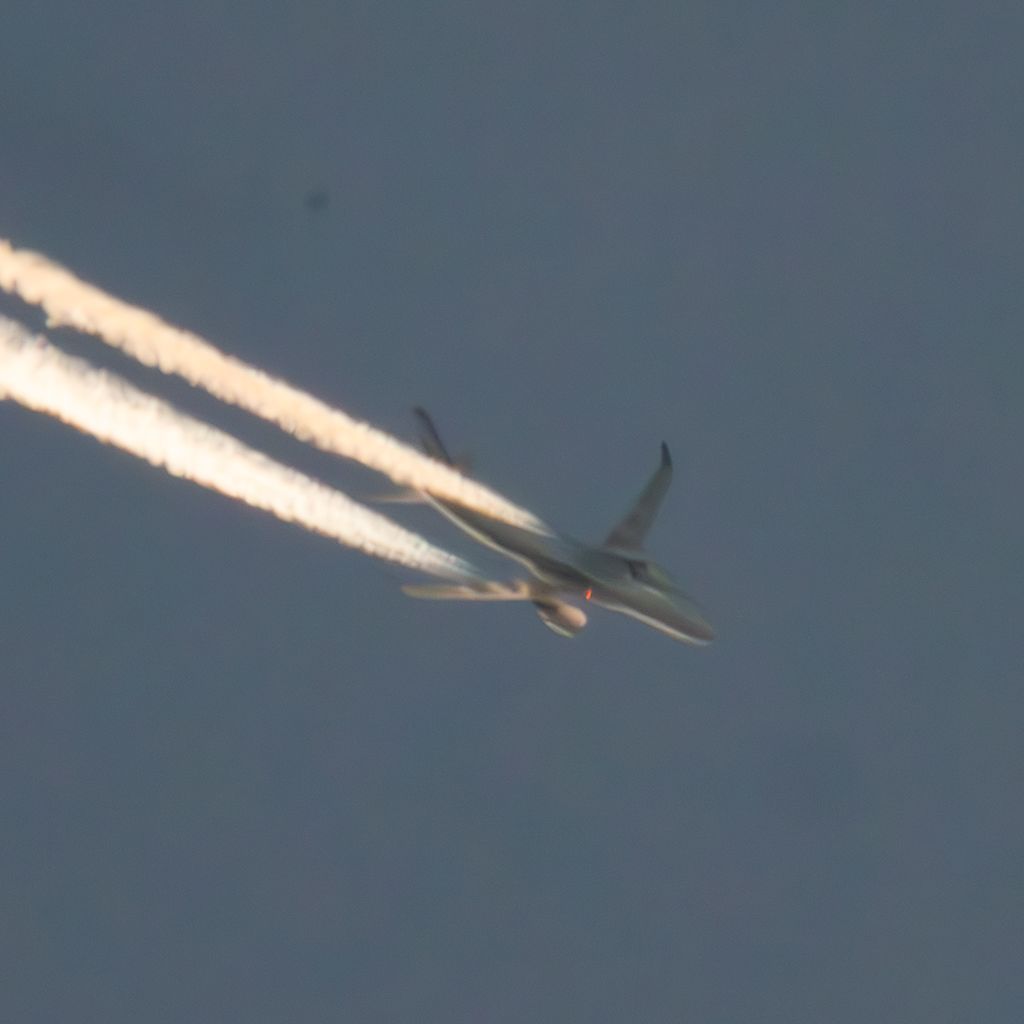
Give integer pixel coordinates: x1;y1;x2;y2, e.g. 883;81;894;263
397;408;714;646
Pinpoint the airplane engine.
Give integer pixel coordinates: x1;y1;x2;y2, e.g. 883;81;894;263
533;599;587;638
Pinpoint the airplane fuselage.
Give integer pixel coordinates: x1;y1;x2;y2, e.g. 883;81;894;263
423;495;715;645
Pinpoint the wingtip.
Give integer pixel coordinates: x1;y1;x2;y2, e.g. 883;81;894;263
660;442;672;467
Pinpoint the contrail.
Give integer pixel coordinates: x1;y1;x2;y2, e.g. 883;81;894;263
0;239;549;533
0;315;481;581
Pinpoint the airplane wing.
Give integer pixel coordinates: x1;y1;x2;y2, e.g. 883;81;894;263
413;407;456;466
401;579;534;601
604;442;673;549
369;412;472;502
403;578;588;637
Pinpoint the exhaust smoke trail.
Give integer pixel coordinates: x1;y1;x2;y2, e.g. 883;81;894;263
0;239;549;533
0;315;481;581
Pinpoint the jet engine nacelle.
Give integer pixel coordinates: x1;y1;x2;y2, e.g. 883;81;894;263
533;599;587;638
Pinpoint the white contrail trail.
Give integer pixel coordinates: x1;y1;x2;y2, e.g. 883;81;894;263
0;239;550;533
0;315;481;581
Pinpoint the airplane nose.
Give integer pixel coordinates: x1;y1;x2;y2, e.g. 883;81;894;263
686;613;715;644
673;594;715;644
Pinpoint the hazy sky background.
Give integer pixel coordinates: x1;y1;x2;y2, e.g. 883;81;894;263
1;3;1021;1021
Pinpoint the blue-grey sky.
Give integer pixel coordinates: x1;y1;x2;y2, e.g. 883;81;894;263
1;3;1021;1021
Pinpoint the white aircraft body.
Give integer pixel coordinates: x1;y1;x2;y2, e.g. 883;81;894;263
400;409;714;645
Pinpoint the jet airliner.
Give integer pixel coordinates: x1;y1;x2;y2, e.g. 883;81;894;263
400;409;714;645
